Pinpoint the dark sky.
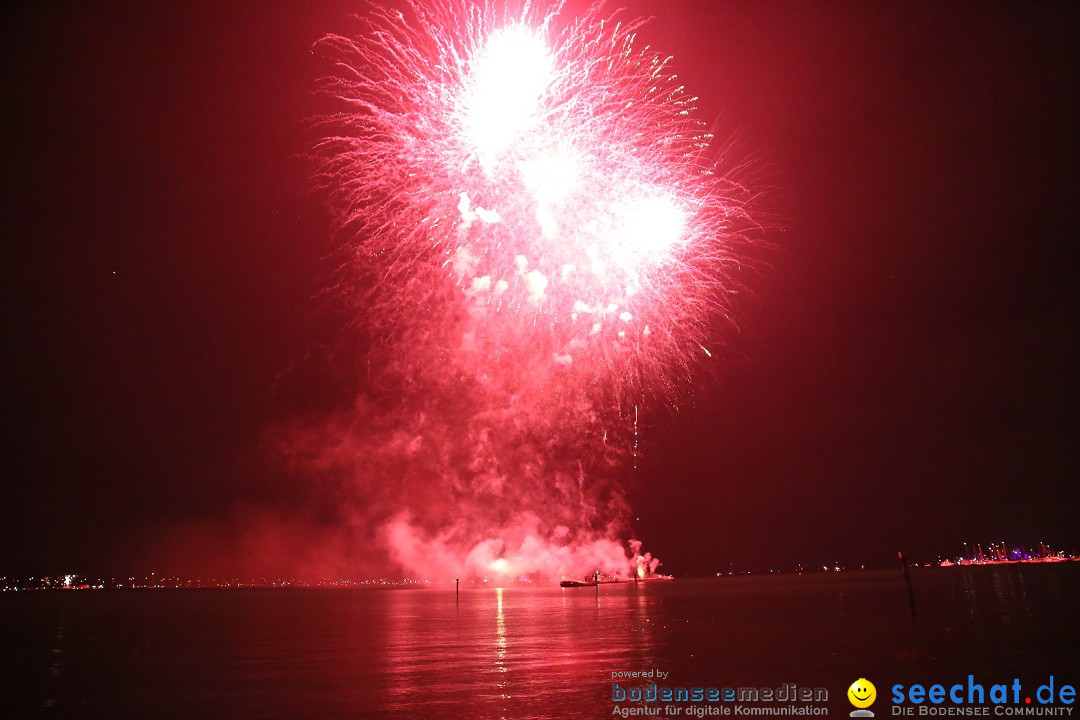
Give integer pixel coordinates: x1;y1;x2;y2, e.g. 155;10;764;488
3;0;1078;577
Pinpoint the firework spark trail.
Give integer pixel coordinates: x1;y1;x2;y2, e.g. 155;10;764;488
307;0;759;580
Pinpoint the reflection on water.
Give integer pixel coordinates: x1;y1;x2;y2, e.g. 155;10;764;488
494;587;510;705
1;566;1076;719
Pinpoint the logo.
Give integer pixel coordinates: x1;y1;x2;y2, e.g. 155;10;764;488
849;678;878;717
890;676;1076;715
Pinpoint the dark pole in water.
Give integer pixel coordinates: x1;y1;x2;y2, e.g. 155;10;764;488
898;550;916;617
595;569;599;596
455;578;459;602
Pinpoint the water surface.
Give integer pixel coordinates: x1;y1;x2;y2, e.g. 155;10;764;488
3;566;1077;718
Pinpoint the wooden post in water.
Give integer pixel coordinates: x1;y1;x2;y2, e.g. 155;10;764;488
898;550;917;616
455;578;459;602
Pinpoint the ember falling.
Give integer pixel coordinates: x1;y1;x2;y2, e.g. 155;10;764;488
301;0;758;581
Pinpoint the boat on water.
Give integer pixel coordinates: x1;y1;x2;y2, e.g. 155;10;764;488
560;575;674;587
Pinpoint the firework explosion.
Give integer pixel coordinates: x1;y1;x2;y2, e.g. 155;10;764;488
305;0;757;581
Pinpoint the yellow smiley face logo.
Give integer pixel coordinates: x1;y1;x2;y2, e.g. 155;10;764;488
848;679;877;708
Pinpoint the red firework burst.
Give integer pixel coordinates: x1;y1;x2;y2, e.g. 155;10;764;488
313;0;758;408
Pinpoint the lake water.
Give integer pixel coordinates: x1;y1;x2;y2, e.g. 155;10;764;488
3;566;1077;718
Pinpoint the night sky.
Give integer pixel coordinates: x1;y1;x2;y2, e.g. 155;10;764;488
4;0;1078;577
